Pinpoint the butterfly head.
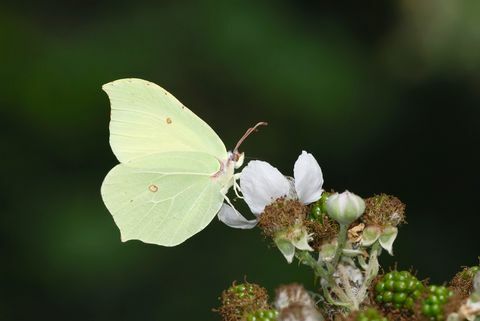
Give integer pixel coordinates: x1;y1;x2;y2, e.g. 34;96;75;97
228;151;245;169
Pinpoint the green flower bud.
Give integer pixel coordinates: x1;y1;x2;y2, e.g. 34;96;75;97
326;191;365;225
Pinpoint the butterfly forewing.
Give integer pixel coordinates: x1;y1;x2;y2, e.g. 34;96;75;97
103;78;228;164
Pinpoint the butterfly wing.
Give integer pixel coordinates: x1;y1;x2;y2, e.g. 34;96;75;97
103;78;227;163
101;151;224;246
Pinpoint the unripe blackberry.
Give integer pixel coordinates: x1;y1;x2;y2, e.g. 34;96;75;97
375;271;424;310
309;202;323;222
309;193;328;223
228;283;257;300
245;309;279;321
217;282;270;321
356;308;389;321
450;265;480;298
420;285;453;321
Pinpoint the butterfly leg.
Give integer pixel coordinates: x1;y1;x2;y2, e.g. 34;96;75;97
223;194;239;213
233;173;243;199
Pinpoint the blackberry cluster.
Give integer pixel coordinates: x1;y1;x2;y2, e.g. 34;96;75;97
421;285;454;321
245;309;278;321
356;308;388;321
375;271;424;309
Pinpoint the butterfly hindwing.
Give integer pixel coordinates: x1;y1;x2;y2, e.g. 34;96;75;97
101;152;225;246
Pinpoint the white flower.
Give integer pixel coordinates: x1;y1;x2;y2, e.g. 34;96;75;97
218;151;324;228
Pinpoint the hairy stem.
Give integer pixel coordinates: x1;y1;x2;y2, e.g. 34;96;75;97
332;224;348;268
295;251;328;279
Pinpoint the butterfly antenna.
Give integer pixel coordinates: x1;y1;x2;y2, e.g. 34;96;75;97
234;122;268;153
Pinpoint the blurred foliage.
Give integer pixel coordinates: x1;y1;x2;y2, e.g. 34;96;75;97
0;1;479;320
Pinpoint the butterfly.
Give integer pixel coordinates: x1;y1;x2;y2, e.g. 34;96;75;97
101;78;265;246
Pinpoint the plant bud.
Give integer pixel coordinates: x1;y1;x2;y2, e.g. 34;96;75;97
325;191;365;225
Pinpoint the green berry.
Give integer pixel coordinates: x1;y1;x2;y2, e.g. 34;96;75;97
393;292;407;303
310;203;322;217
406;279;416;291
394;281;407;292
405;297;414;309
385;280;395;291
376;282;385;292
383;291;393;302
413;289;422;299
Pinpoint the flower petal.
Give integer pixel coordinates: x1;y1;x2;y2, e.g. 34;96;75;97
217;204;257;229
294;151;324;205
240;160;290;214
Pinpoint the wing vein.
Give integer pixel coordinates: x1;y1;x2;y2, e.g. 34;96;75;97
169;183;210;241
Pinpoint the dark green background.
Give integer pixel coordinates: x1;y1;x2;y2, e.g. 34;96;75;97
1;1;479;320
